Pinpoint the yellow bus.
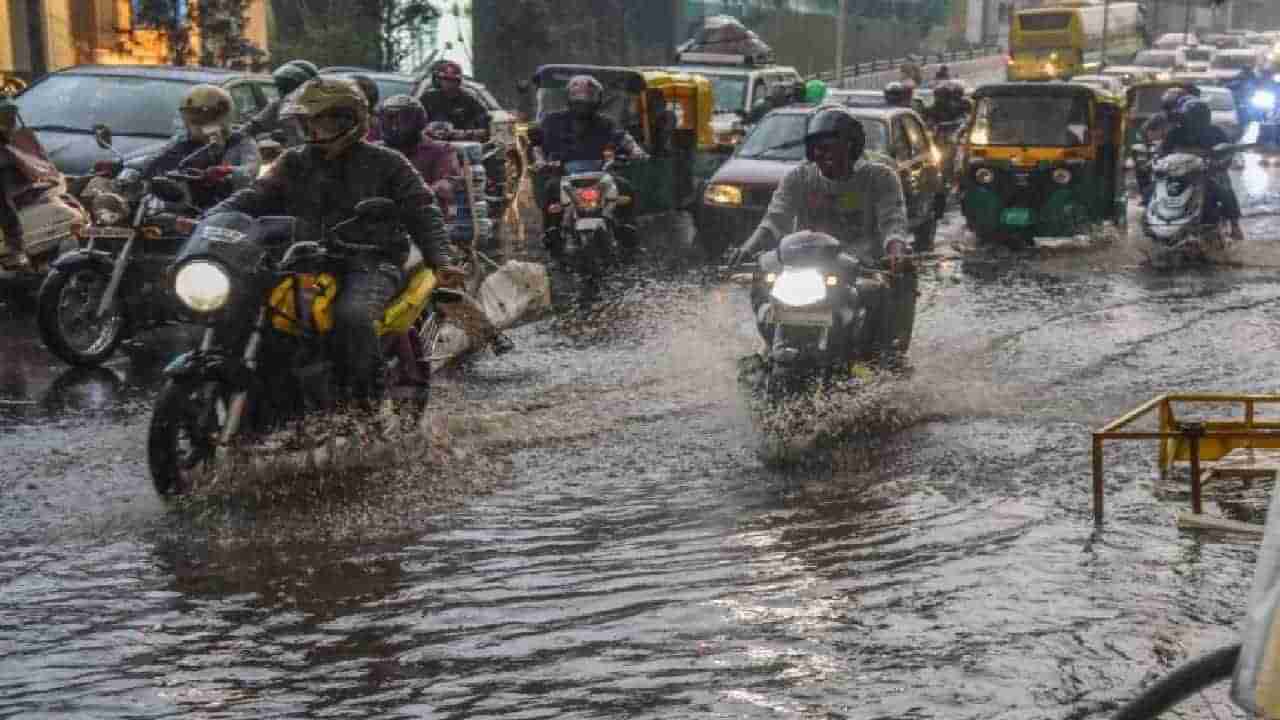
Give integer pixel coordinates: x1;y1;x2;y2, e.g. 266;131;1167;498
1008;2;1143;81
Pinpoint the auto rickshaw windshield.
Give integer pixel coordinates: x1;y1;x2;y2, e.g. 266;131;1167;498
535;86;639;127
969;95;1091;147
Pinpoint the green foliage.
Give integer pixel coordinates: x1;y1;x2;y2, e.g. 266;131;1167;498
133;0;265;68
270;0;442;71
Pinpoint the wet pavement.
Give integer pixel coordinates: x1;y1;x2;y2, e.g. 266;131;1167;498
4;159;1280;718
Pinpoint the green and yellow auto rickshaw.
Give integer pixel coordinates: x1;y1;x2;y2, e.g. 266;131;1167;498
959;82;1127;246
525;64;714;215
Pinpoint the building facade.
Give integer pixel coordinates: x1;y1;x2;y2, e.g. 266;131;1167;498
1;0;270;80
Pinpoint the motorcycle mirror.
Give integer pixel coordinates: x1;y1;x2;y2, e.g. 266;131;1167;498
93;124;113;149
354;197;397;221
149;177;186;203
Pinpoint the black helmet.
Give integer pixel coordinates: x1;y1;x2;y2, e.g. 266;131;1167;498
566;74;604;118
350;74;379;111
805;106;865;167
883;81;911;107
1176;96;1211;134
376;94;427;149
273;60;319;96
1160;86;1188;113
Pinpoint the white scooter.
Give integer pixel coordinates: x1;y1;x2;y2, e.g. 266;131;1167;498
1132;142;1246;267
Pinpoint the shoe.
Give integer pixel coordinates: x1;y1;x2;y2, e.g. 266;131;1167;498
491;332;515;356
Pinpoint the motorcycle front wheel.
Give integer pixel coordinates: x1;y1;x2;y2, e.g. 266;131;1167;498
1111;644;1245;719
37;267;127;367
148;377;236;496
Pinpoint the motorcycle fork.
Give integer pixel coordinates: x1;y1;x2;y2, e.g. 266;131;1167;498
95;202;145;319
219;307;267;446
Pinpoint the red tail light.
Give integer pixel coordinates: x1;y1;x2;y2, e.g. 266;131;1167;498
576;187;601;205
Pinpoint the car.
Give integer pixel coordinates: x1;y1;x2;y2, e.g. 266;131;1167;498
1130;49;1186;77
11;64;275;176
698;104;944;254
1200;85;1244;140
1203;34;1248;50
1069;74;1125;96
1154;32;1198;50
661;52;803;146
829;89;889;107
1180;45;1217;72
319;66;417;103
1209;49;1262;83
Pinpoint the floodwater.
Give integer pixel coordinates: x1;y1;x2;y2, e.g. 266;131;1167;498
3;159;1280;718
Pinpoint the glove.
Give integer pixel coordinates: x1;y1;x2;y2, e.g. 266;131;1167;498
203;165;234;183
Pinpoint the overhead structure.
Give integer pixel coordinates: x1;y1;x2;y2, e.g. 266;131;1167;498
675;14;776;67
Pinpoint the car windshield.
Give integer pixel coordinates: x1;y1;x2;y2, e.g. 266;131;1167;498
736;113;886;161
15;74;193;137
327;73;414;103
970;95;1091;147
1212;54;1256;69
1184;47;1214;61
1134;52;1178;67
1203;89;1236;111
705;74;748;113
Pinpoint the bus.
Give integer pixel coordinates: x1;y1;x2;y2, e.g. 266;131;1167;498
1008;2;1143;81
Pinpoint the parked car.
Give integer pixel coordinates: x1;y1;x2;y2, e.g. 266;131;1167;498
1200;85;1244;140
12;65;274;176
698;104;943;254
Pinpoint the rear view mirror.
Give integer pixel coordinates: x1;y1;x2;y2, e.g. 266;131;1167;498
354;197;396;221
93;124;113;149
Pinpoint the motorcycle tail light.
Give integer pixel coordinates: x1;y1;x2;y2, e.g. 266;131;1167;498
575;187;602;209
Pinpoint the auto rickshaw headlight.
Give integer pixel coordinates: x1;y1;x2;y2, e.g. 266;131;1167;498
975;167;995;185
704;184;744;207
1052;168;1073;185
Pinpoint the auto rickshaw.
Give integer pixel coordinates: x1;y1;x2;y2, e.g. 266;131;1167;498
1124;80;1199;147
959;83;1127;246
524;64;714;216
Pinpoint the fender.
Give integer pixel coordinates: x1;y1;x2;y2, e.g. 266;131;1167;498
163;349;257;389
49;249;116;274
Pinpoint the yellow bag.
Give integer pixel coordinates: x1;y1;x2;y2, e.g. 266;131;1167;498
269;273;339;335
378;266;437;336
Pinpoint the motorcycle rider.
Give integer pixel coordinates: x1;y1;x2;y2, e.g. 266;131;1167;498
418;61;490;141
1135;86;1192;205
1158;95;1245;242
804;79;829;105
244;59;319;140
923;81;971;128
530;74;648;256
883;81;914;109
935;64;952;82
726;106;914;365
139;84;260;209
206;77;455;406
375;95;460;209
747;82;795;124
0;98;30;268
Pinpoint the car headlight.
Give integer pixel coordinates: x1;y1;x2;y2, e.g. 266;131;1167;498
770;267;827;307
174;260;231;313
1052;168;1072;185
1253;89;1277;111
1043;62;1058;76
975;167;995;185
704;184;744;206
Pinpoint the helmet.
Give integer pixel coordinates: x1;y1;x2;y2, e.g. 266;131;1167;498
1161;86;1189;113
566;74;604;118
804;79;828;105
884;81;912;107
179;84;234;142
273;59;319;96
1175;96;1211;133
350;74;379;111
804;106;866;176
433;60;464;88
280;77;369;158
376;94;427;148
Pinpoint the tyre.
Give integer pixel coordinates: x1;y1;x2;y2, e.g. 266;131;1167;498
148;378;236;496
37;267;127;367
913;218;938;252
1111;644;1245;720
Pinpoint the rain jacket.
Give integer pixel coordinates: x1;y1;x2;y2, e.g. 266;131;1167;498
141;129;260;208
536;111;647;164
396;135;460;213
757;158;909;264
207;140;449;268
419;88;491;133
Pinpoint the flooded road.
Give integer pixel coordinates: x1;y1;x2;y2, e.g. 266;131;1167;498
4;160;1280;718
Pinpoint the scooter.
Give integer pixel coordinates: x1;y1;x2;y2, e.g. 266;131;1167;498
738;230;917;399
0;127;87;288
545;154;632;275
1132;141;1246;266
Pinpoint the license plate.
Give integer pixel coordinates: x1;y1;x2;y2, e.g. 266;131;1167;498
83;227;135;240
1002;207;1033;227
772;306;832;327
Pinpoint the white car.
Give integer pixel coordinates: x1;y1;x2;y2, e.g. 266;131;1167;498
1154;32;1198;50
1069;74;1124;96
1199;85;1243;141
1180;45;1217;73
1209;49;1262;83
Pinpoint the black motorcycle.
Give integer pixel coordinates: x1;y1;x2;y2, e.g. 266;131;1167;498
742;230;916;398
146;201;450;496
36;124;222;366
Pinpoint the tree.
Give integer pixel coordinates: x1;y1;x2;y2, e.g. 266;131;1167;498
270;0;441;71
133;0;266;68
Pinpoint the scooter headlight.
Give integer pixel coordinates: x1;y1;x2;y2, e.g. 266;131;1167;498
1052;168;1072;185
770;267;827;307
174;260;231;313
1253;90;1277;111
975;167;996;185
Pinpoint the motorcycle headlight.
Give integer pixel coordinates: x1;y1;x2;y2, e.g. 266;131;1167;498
975;167;996;185
704;184;743;206
1253;90;1277;111
174;260;231;313
770;267;827;307
1052;168;1072;185
91;192;129;226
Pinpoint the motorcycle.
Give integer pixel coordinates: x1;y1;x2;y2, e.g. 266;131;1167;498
1249;86;1280;152
543;154;633;275
930;119;966;215
36;124;219;366
739;230;917;398
145;200;452;496
1132;141;1246;266
0;128;87;287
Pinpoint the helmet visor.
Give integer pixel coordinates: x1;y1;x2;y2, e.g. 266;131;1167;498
303;112;355;144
